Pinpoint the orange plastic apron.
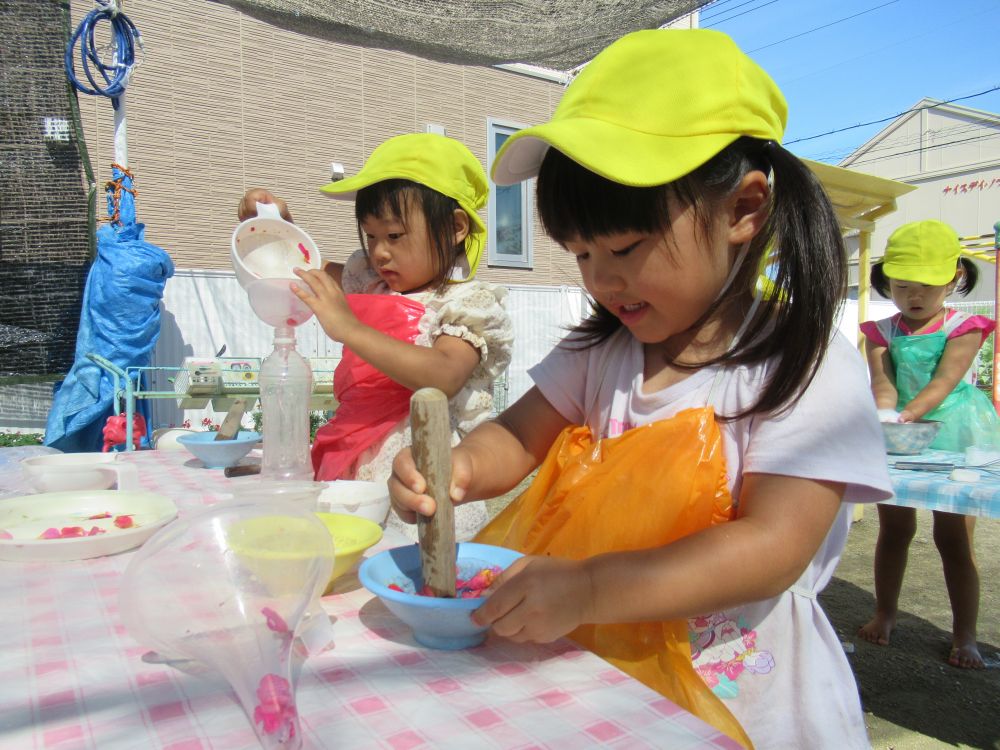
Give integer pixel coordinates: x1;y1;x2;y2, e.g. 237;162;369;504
311;294;425;481
476;406;753;749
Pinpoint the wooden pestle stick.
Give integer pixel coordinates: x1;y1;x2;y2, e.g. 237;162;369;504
410;388;456;597
214;398;247;441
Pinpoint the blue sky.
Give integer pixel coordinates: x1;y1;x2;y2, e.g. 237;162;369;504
702;0;1000;164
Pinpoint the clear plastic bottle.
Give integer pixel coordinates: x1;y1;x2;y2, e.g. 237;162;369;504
258;326;314;481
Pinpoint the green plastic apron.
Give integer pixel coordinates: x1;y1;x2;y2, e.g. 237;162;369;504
887;316;1000;451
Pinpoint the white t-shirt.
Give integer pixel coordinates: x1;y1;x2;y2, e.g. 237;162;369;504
530;328;892;750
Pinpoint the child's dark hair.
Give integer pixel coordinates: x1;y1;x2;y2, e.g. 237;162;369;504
870;258;978;298
536;137;847;420
355;179;465;291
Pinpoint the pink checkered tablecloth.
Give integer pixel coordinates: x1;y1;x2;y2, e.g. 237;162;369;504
0;449;742;750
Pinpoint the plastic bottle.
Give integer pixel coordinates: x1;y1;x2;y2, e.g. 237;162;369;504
259;326;314;481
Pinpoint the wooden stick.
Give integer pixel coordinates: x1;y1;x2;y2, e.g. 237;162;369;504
410;388;456;597
214;398;247;441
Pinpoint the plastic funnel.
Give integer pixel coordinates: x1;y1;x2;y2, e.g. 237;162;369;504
246;278;315;328
234;480;326;512
119;499;335;748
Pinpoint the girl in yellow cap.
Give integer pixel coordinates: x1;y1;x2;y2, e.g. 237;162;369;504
238;133;513;541
388;29;892;750
858;219;998;669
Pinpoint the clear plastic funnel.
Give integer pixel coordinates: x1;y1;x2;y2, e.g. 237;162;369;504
119;500;335;749
246;278;315;328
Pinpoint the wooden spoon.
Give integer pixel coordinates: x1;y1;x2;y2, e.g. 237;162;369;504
409;388;456;597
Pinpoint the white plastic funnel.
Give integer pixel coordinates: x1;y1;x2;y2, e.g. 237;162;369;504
246;278;315;328
231;202;323;289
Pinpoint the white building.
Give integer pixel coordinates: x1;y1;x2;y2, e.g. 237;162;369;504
840;100;1000;304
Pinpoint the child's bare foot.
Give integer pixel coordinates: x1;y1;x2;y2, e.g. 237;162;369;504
858;613;894;645
948;640;985;669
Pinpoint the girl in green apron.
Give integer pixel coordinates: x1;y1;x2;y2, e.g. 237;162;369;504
390;30;892;750
858;219;998;669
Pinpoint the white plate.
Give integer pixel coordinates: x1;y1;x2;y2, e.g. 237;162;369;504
0;490;178;562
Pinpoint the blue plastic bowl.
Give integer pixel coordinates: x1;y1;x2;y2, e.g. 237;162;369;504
175;431;261;468
359;542;522;650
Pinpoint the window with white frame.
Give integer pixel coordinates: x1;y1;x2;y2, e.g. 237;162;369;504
487;118;533;269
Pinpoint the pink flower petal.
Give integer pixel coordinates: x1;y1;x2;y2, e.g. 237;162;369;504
261;607;289;634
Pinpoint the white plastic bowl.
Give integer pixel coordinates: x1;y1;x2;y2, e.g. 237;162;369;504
152;428;197;451
20;453;121;493
319;480;391;526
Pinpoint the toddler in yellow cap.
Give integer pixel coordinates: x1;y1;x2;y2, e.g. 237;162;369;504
238;133;513;542
389;29;893;750
859;218;998;669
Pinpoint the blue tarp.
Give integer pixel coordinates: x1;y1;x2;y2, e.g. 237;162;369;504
45;167;174;452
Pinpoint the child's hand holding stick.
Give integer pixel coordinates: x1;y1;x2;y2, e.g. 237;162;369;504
409;388;456;597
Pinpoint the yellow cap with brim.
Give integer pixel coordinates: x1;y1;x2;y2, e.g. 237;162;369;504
882;220;961;286
491;29;787;188
320;133;488;281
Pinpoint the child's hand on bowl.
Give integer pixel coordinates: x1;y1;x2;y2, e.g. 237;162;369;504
471;555;594;644
388;446;473;523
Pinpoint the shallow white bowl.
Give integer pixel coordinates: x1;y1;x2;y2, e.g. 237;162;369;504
319;480;391;526
20;453;120;493
0;489;178;562
152;428;197;451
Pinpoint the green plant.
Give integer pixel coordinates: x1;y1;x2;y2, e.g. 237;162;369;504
976;333;994;397
251;410;329;440
0;432;45;447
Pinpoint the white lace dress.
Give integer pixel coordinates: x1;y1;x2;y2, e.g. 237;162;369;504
340;249;514;541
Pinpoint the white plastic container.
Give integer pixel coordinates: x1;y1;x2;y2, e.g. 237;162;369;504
230;202;323;289
20;453;139;493
259;329;314;481
319;480;391;526
964;446;1000;467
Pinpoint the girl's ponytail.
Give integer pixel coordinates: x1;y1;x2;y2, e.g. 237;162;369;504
730;142;847;416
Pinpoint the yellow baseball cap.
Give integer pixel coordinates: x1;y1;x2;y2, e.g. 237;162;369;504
882;220;962;286
320;133;488;281
491;29;787;187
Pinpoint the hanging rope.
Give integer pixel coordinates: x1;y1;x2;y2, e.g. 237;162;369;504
105;163;137;227
65;0;143;108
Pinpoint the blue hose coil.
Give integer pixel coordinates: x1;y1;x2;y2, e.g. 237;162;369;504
65;1;142;107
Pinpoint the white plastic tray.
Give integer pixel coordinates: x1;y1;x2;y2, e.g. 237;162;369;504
0;490;178;562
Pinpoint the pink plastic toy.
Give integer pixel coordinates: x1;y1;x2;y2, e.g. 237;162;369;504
102;412;147;452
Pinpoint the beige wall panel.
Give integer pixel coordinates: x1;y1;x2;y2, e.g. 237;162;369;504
361;50;419;152
68;0;575;286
